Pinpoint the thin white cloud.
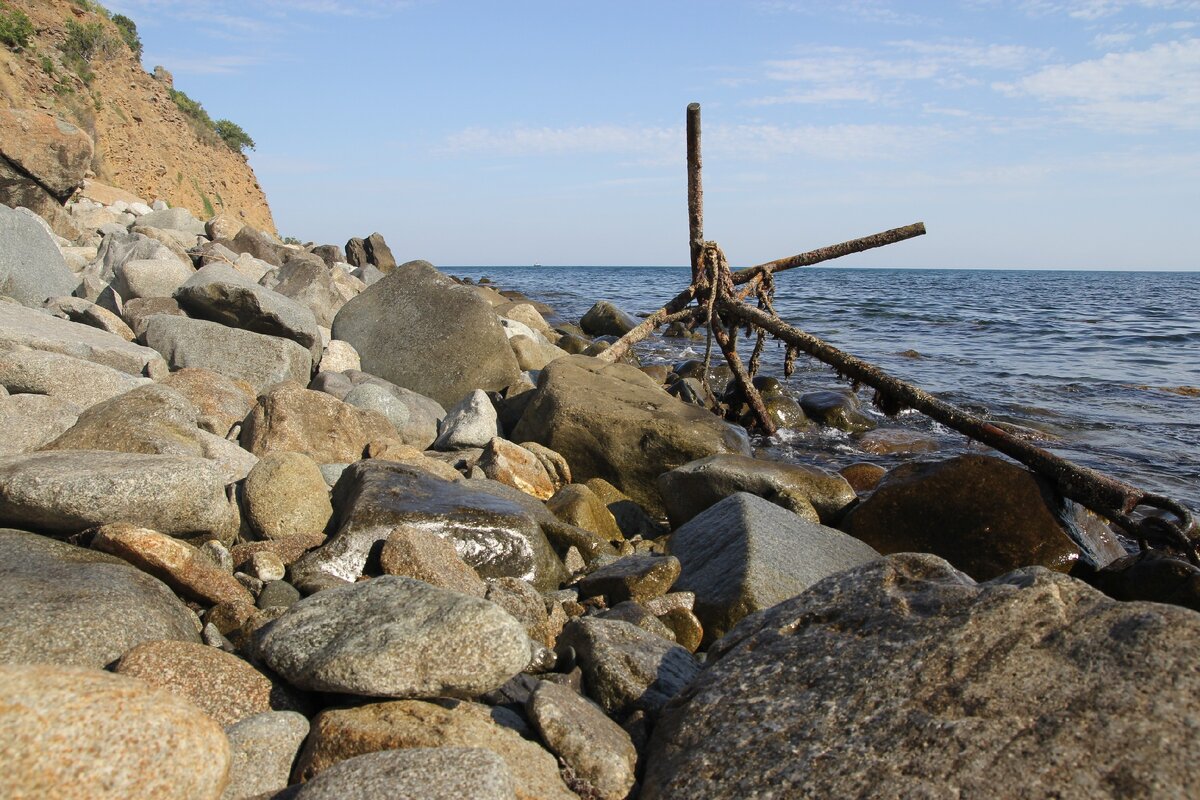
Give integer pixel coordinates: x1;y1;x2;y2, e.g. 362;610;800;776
997;37;1200;130
1022;0;1200;19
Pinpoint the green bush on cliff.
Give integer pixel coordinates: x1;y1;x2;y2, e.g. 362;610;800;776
215;119;255;153
62;19;119;84
0;4;34;50
111;14;141;58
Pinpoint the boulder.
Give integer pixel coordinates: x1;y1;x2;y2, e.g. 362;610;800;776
136;207;206;236
484;577;561;649
840;453;1125;579
205;214;244;242
240;383;397;463
254;576;532;698
289;460;567;592
43;295;135;340
556;618;699;720
798;389;876;432
344;236;368;267
176;263;322;361
432;389;501;451
291;747;515;800
0;348;152;409
141;315;313;394
331;260;522;408
478;438;557;500
160;367;257;438
309;244;344;267
0;301;167;377
229;226;287;267
0;665;230;800
546;484;624;543
576;554;681;604
0;393;79;455
0;109;93;199
114;256;196;299
669;492;881;645
319;339;361;373
528;681;638;800
94;230;183;283
363;232;397;272
273;256;345;327
114;640;304;727
579;301;639;337
378;526;488;597
0;528;200;668
512;356;751;516
656;453;857;528
642;553;1200;799
222;711;310;800
585;477;665;540
0;204;78;306
0;451;238;541
293;700;574;799
123;296;186;337
241;451;333;540
334;370;445;448
92;523;255;608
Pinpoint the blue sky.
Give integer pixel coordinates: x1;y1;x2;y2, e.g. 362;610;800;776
107;1;1199;269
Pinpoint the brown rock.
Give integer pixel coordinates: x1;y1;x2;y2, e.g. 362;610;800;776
92;523;255;608
479;438;557;500
577;555;681;604
242;451;333;540
232;531;326;570
839;462;886;493
114;639;306;727
379;525;488;596
546;484;624;544
240;382;396;463
856;428;941;455
485;577;561;648
161;367;257;438
0;664;231;800
656;606;703;653
584;478;666;540
294;699;577;800
528;681;638;800
0;108;93;199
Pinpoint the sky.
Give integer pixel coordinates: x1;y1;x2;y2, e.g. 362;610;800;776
104;0;1199;269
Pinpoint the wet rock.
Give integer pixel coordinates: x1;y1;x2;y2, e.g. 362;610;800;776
799;389;876;432
0;203;79;307
378;525;488;597
240;383;396;463
1077;550;1200;611
838;461;886;493
585;477;666;540
290;460;567;592
599;600;677;642
114;640;305;727
0;528;200;667
577;554;681;604
92;523;256;608
0;664;230;800
255;576;531;698
222;711;310;800
242;451;333;540
0;301;167;376
580;301;639;337
292;747;516;800
840;453;1120;580
142;315;312;394
513;356;751;517
643;553;1200;799
331;260;522;408
857;428;940;454
294;699;573;799
0;451;237;541
529;682;638;800
432;389;501;451
0;347;152;409
556;617;699;720
547;483;624;544
670;492;881;646
657;453;856;528
479;437;557;499
160;367;257;438
0;393;80;454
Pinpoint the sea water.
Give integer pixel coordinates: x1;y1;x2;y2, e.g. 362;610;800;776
450;266;1200;514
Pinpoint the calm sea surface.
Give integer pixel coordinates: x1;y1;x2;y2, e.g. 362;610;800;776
450;266;1200;514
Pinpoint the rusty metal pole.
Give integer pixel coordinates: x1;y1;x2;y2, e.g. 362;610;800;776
687;102;704;286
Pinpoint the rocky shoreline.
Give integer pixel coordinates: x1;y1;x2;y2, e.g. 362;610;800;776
2;191;1199;799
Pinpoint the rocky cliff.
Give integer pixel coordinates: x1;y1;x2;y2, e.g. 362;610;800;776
0;0;274;236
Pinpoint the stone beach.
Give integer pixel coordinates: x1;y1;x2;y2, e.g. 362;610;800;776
2;187;1199;800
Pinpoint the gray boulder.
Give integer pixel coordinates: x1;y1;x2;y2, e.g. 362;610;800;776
363;232;397;272
0;528;200;668
656;453;857;528
0;451;238;540
0;204;78;307
527;681;638;800
255;575;532;698
331;370;445;448
43;295;135;341
0;393;80;454
175;263;322;361
141;314;313;394
643;553;1200;799
292;748;516;800
512;355;751;516
273;256;345;327
222;711;310;800
556;617;699;720
290;460;567;592
113;257;197;300
135;207;206;236
579;301;639;337
93;231;181;283
669;492;881;645
432;389;501;451
0;348;152;408
331;260;522;408
0;301;167;377
345;237;368;267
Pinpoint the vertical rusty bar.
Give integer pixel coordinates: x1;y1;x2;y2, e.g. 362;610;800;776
687;102;704;285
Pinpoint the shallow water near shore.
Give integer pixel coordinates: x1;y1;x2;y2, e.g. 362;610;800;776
451;266;1200;515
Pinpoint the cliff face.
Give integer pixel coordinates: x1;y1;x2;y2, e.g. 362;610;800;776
0;0;275;233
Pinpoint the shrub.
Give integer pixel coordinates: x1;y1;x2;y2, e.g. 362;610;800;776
215;119;255;153
0;4;34;50
62;19;118;83
111;14;140;58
